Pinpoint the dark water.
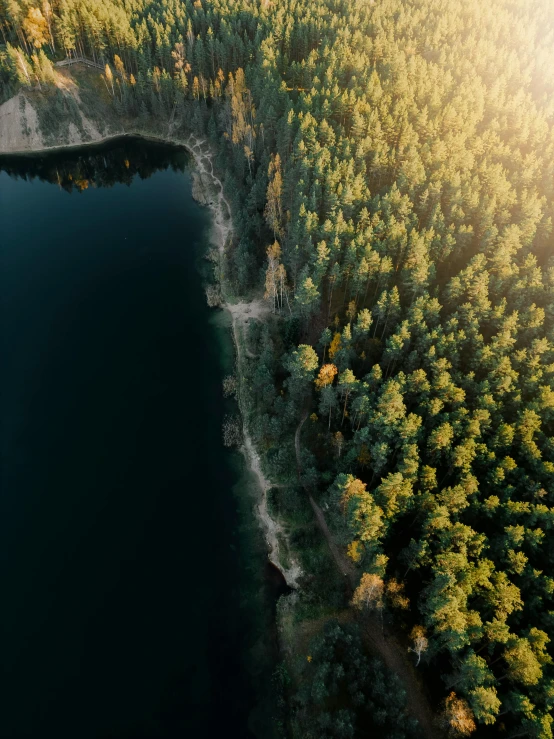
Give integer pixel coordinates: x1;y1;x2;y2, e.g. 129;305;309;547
0;139;284;739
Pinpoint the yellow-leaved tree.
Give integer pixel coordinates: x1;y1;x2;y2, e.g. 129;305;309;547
23;7;48;48
439;693;476;737
315;363;338;389
352;573;385;626
265;153;283;237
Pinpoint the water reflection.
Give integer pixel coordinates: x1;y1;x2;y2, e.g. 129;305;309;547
0;137;187;192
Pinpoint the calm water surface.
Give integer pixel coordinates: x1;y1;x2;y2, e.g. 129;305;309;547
0;140;282;739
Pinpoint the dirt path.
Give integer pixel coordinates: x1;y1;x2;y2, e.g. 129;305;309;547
184;135;232;276
309;496;356;581
294;411;309;480
361;619;439;739
185;135;301;588
294;414;439;738
227;301;267;358
295;411;356;581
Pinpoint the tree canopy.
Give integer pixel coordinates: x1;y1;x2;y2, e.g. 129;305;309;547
3;0;554;734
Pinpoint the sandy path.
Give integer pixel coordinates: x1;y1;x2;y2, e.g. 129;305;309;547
294;414;438;737
184;134;302;589
295;411;356;581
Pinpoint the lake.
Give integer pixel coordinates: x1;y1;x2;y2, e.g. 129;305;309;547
0;139;283;739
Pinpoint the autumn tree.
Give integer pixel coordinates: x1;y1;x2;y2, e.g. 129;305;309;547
264;241;289;313
352;573;385;617
103;63;114;96
409;626;428;666
315;363;338;390
265;153;283;237
22;7;48;48
439;693;476;737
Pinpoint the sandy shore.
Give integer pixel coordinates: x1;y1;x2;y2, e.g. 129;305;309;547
184;135;302;588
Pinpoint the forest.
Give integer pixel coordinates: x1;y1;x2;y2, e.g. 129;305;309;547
2;0;554;736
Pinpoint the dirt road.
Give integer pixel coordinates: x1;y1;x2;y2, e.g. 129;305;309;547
294;413;439;738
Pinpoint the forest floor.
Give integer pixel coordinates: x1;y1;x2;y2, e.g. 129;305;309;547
294;414;440;739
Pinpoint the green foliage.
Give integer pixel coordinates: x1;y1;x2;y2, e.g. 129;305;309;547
292;620;424;739
34;87;87;145
3;0;554;733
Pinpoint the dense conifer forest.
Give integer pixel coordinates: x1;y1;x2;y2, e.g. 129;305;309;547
2;0;554;736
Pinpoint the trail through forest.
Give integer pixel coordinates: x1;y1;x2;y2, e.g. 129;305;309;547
294;414;439;739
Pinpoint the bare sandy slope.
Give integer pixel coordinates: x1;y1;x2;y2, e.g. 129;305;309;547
0;94;43;153
0;91;107;154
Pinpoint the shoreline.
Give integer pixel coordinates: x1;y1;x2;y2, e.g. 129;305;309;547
0;129;186;158
1;123;301;589
184;134;302;589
